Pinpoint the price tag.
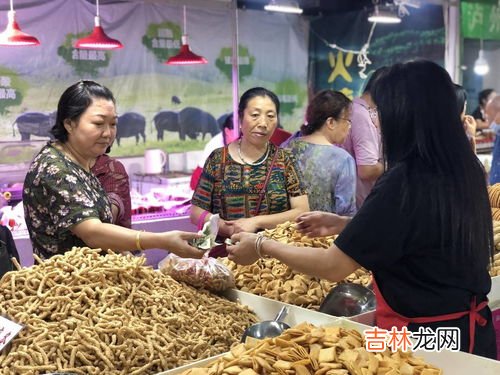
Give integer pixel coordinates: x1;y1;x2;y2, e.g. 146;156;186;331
0;315;23;351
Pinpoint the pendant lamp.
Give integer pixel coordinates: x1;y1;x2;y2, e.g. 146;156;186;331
264;0;303;15
368;4;401;24
75;0;123;50
165;6;207;65
473;40;489;76
0;0;40;46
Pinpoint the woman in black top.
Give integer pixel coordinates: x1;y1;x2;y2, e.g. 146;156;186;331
227;60;496;359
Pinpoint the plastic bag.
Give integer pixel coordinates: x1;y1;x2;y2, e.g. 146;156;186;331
158;253;235;292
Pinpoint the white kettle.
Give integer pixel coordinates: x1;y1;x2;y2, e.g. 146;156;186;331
144;149;167;174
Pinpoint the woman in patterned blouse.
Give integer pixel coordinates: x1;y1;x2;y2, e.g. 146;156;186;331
23;81;202;259
190;87;309;240
285;90;356;216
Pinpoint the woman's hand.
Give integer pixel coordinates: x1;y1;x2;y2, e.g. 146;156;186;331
463;115;477;137
226;232;260;265
162;230;204;259
295;211;350;237
218;219;235;238
229;217;260;234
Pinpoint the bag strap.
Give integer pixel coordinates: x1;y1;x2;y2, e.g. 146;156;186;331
254;147;279;215
220;146;228;219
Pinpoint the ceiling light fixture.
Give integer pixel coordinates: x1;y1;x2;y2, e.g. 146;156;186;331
0;0;40;46
474;40;489;76
166;6;207;65
368;4;402;24
264;0;303;15
75;0;123;50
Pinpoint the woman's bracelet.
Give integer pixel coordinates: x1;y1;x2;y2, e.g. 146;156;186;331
254;233;269;259
135;230;145;251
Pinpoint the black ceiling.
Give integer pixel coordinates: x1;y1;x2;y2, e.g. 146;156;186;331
87;0;378;17
237;0;375;16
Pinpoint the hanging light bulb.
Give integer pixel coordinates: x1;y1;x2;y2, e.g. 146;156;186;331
368;4;401;24
0;0;40;46
474;40;489;76
165;6;207;65
264;0;303;14
75;0;123;50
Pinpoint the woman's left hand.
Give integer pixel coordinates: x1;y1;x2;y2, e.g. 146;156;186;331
226;232;260;265
228;217;260;234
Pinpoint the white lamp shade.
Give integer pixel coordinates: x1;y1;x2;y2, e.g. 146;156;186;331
368;5;402;24
474;50;489;76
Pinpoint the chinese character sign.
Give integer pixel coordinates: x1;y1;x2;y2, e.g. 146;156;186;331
364;326;461;353
462;1;500;40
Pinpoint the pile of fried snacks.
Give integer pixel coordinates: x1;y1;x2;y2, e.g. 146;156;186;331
0;247;258;375
261;221;338;248
490;252;500;277
221;222;371;310
488;184;500;209
221;257;371;311
181;322;442;375
492;221;500;253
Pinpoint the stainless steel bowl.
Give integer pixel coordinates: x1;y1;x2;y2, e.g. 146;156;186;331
319;283;376;317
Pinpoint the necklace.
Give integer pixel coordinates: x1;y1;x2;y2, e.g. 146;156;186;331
60;142;90;172
238;139;270;166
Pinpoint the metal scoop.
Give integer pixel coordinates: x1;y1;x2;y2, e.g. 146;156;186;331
241;306;290;342
319;283;376;317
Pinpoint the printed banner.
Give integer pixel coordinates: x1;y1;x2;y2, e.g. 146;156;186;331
308;4;445;97
0;0;308;159
462;1;500;40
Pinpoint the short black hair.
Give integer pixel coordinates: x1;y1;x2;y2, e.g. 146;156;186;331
51;80;115;142
238;87;280;120
479;88;495;106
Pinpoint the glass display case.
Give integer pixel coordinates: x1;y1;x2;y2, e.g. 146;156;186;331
0;140;46;204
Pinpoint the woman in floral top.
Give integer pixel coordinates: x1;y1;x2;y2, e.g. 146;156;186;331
285;90;356;216
23;81;202;259
190;87;309;239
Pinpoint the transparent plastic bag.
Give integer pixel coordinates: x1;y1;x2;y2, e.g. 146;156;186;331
158;253;235;292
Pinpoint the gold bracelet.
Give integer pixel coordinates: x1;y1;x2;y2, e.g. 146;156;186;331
135;231;145;251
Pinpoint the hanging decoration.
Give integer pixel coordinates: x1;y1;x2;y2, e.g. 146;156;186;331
0;0;40;46
165;6;207;65
75;0;123;50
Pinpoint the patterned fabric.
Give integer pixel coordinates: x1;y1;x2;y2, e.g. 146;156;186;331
23;143;112;258
286;139;357;216
191;143;306;220
91;154;132;228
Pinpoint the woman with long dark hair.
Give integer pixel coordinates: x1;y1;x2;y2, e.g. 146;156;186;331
227;61;496;358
